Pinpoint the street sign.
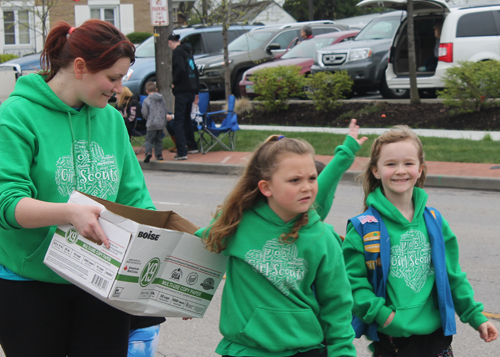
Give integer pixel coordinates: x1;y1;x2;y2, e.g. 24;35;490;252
151;0;169;26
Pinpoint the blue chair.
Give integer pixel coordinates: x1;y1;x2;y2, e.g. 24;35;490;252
197;94;240;154
130;95;148;154
193;91;210;150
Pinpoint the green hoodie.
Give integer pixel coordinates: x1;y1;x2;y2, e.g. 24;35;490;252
0;74;154;283
195;137;360;357
343;187;487;338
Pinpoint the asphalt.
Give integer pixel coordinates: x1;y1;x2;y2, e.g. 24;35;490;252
136;126;500;192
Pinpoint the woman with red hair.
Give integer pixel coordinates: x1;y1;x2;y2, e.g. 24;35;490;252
0;19;162;356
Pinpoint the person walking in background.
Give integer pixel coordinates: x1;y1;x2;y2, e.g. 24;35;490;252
343;125;498;356
196;120;367;357
168;33;199;161
0;19;166;356
115;86;142;141
141;81;169;163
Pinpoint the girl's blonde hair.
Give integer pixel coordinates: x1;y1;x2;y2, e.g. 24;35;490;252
204;135;315;253
361;125;427;211
117;86;133;109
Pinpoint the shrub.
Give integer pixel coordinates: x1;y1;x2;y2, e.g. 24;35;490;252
252;65;307;112
126;32;152;45
0;54;18;63
438;60;500;113
306;71;353;112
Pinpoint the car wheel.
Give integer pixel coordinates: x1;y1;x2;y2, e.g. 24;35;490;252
379;74;409;99
141;75;156;96
232;70;245;98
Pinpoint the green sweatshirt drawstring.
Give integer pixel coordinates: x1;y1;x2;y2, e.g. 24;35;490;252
87;109;92;164
67;109;92;192
67;112;78;192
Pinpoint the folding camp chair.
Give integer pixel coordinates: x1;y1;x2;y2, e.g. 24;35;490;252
197;94;240;154
130;95;148;155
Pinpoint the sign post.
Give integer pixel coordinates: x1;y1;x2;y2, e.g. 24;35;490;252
151;0;169;26
150;0;174;108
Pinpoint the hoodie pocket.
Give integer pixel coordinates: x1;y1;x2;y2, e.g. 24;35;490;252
239;307;323;352
21;226;59;279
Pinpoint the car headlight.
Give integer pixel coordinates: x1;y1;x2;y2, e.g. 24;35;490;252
348;48;372;61
208;59;233;68
123;68;133;81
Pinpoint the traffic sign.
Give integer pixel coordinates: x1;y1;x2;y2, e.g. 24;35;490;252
151;0;169;26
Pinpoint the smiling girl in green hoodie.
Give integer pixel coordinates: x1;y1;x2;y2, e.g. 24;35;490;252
197;120;367;357
343;125;498;357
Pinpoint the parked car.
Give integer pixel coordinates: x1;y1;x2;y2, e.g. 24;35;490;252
195;21;350;98
0;52;42;77
239;30;359;98
311;11;409;98
123;25;256;96
357;0;500;96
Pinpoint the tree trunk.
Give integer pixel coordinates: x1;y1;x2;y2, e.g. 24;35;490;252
407;0;421;104
308;0;314;21
154;0;174;109
222;0;232;102
202;0;208;25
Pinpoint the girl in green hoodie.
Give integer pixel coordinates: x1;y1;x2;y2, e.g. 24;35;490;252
0;20;164;356
198;120;367;357
343;125;498;356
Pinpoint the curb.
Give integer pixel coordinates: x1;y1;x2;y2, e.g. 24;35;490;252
140;162;500;192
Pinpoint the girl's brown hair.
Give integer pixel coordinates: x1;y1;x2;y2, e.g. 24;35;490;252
116;86;133;110
361;125;427;211
40;20;135;82
204;135;315;253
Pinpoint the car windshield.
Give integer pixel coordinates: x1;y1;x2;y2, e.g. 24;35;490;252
228;32;273;52
135;36;155;57
355;17;401;41
281;37;337;59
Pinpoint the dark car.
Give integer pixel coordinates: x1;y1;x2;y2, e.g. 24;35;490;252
195;21;350;98
239;30;359;98
122;25;256;96
311;11;409;98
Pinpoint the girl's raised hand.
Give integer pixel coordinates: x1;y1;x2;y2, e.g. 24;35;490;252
348;119;368;146
478;321;498;342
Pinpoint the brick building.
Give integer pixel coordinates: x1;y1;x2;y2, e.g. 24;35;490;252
1;0;193;56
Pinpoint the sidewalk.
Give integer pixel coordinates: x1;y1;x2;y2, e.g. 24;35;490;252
135;149;500;192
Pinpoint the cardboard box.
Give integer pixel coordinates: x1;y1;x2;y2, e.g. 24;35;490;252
44;191;227;318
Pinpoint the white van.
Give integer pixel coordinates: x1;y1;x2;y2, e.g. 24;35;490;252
357;0;500;95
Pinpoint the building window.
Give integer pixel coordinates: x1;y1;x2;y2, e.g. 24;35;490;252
4;10;30;45
90;8;116;26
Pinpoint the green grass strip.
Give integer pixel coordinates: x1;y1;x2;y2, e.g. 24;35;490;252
136;130;500;164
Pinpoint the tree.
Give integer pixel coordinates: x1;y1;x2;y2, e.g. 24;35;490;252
407;0;421;104
193;0;255;101
283;0;372;22
2;0;59;48
155;0;175;108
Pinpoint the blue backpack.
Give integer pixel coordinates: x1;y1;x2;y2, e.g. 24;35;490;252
347;206;456;341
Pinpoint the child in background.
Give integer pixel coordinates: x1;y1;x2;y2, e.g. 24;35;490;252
342;125;498;357
115;86;142;141
141;81;169;163
197;120;367;357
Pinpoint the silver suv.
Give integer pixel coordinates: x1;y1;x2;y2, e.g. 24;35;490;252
311;11;408;99
195;21;349;98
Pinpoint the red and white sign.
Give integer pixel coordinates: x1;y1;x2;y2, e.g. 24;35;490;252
151;0;169;26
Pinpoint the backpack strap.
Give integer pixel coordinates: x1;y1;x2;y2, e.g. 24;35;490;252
424;207;457;336
347;207;390;341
